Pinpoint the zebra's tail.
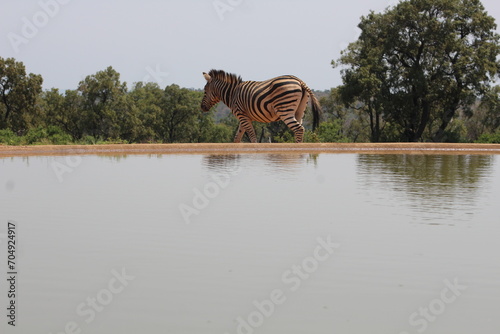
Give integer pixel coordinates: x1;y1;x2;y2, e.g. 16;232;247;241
302;83;322;131
310;92;321;131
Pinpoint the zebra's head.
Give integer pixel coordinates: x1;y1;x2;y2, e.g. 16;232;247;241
201;72;220;112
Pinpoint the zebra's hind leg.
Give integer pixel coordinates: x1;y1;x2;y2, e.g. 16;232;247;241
295;91;309;125
277;112;305;143
235;116;257;143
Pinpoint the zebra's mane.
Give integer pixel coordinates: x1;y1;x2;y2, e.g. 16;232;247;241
208;69;243;85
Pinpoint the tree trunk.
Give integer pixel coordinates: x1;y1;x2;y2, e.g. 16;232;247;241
433;107;457;142
368;102;381;142
415;99;431;142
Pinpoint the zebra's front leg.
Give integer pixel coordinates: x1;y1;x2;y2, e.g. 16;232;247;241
236;116;257;143
234;124;245;143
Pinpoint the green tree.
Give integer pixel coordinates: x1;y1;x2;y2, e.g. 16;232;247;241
194;112;233;143
477;86;500;132
129;82;163;142
334;0;500;142
317;120;350;142
320;88;347;121
133;84;204;143
78;66;135;140
41;88;86;140
158;85;200;143
0;57;43;133
476;130;500;143
320;87;371;142
465;85;500;142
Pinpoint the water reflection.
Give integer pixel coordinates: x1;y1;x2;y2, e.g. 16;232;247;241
357;154;496;223
202;153;318;176
202;154;241;172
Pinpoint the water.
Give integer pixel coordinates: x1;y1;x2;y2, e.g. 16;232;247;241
0;153;499;334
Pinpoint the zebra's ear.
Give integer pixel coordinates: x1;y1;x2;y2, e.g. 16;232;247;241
203;72;212;82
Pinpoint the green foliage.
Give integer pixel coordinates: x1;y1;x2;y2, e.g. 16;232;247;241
267;122;295;143
438;119;468;143
40;88;85;140
23;126;73;145
0;57;43;133
273;131;294;143
204;123;233;143
159;84;202;143
304;130;321;143
316;120;350;143
0;126;72;145
476;130;500;143
72;136;128;145
0;129;21;145
78;66;133;140
194;113;233;143
334;0;500;142
77;135;101;145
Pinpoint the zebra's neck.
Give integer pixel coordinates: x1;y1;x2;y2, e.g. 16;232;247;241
214;80;239;108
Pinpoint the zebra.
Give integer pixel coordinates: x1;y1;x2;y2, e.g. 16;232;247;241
201;69;321;143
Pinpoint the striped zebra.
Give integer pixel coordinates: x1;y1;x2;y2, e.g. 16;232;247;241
201;70;321;143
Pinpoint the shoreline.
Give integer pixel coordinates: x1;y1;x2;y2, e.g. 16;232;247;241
1;143;500;157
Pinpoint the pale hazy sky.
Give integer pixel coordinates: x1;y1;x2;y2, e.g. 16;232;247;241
2;0;500;91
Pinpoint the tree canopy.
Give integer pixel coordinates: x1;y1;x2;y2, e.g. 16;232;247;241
333;0;500;142
0;57;43;133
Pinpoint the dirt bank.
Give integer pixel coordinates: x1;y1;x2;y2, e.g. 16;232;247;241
1;143;500;157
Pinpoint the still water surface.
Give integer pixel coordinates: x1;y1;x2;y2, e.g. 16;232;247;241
0;153;499;334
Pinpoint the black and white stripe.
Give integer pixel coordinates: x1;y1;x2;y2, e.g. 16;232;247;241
201;70;321;143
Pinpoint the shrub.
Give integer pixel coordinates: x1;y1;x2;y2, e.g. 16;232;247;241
476;131;500;144
317;120;349;143
23;126;72;145
0;129;22;145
